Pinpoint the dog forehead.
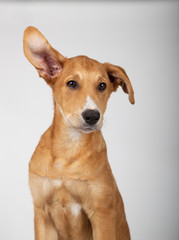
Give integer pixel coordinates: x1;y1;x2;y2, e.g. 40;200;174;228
65;55;106;77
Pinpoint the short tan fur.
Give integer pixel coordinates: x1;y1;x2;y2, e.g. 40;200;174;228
23;26;134;240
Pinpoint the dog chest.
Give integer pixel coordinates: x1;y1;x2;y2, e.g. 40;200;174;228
29;172;83;218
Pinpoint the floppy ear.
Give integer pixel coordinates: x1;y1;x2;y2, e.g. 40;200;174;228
23;26;66;85
104;63;135;104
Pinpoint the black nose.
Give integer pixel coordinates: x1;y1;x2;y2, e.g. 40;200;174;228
82;110;100;125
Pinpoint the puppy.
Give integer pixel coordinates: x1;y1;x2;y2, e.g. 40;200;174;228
23;26;134;240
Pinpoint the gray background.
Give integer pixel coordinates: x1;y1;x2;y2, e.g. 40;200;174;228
0;1;178;239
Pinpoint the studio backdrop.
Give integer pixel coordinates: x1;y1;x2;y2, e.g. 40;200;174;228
0;1;178;240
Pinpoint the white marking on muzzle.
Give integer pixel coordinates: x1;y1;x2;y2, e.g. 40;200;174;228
83;96;99;111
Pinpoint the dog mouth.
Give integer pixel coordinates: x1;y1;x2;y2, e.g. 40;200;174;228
79;125;98;133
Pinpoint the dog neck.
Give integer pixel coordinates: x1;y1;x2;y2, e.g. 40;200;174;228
51;103;103;161
29;103;106;179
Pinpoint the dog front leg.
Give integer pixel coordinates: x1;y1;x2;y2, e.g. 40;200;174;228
34;207;46;240
90;208;116;240
34;206;58;240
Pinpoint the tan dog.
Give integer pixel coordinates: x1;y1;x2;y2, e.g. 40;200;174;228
23;26;134;240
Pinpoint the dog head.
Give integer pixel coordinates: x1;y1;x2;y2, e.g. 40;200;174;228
23;26;134;133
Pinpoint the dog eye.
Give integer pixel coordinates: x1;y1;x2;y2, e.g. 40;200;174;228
66;80;79;89
97;82;106;92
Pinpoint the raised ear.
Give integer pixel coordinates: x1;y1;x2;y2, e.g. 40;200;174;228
23;26;66;85
104;62;135;104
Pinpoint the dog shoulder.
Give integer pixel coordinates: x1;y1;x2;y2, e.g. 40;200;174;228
29;126;53;177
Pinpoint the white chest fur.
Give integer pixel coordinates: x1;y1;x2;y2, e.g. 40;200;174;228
70;203;82;217
29;173;82;218
29;173;63;204
42;177;63;195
